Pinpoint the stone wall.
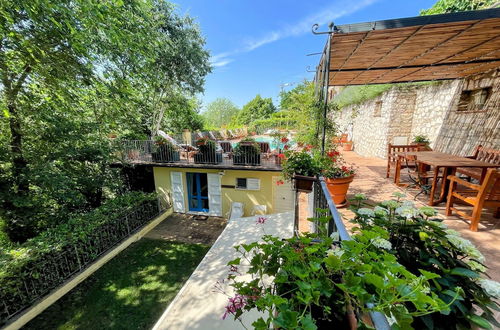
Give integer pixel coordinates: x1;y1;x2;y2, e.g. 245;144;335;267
331;70;499;159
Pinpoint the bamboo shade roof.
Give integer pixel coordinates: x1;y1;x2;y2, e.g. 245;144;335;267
317;8;500;86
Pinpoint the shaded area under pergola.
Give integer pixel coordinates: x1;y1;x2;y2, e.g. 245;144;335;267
315;8;500;87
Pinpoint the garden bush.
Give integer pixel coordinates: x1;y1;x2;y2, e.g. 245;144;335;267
0;191;160;325
350;193;500;329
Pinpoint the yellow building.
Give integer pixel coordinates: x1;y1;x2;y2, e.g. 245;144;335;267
153;166;294;218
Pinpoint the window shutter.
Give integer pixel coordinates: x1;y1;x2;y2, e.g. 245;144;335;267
246;178;261;190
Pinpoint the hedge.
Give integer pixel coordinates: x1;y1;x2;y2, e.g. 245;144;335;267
0;192;162;325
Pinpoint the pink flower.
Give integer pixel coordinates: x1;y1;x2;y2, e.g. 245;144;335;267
222;294;247;320
256;216;267;224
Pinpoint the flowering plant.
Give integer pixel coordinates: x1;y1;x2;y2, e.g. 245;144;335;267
320;149;356;179
280;149;321;181
222;215;453;329
351;193;500;330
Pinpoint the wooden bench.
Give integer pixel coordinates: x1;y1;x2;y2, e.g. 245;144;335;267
386;143;429;178
446;168;500;231
457;145;500;180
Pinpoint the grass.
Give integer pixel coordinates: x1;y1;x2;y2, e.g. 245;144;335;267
24;239;209;330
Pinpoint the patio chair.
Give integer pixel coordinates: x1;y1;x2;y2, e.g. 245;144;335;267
404;155;443;200
219;141;233;153
386;143;429;178
456;145;500;181
446;168;500;231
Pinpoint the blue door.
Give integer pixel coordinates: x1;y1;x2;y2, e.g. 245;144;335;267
186;173;209;212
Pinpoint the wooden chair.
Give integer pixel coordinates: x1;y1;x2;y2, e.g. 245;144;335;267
456;145;500;181
386;143;429;178
259;142;272;160
446;168;500;231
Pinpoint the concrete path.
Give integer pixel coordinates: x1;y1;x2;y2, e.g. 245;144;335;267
152;212;294;330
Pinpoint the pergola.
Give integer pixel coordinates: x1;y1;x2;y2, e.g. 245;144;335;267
314;8;500;149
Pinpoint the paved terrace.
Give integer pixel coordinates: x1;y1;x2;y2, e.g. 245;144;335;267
336;151;500;282
153;212;294;330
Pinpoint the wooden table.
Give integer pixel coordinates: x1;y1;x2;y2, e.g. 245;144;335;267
394;151;499;206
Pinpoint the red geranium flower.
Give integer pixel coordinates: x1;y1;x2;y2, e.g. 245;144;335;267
278;153;285;159
276;179;284;186
283;145;289;150
281;137;289;143
305;144;313;151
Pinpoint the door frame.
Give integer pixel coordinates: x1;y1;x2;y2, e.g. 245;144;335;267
186;172;209;212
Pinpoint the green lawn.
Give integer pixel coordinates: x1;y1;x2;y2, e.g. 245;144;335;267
24;239;209;330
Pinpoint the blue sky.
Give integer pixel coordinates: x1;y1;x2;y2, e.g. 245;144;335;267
173;0;437;109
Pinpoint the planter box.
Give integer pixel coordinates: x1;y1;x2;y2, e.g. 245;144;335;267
293;175;316;192
194;152;222;164
233;153;261;166
152;146;180;163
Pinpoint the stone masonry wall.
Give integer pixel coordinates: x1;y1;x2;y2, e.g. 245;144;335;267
331;70;499;159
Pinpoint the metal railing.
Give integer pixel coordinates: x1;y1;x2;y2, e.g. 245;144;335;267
311;177;390;330
0;200;167;325
116;140;282;169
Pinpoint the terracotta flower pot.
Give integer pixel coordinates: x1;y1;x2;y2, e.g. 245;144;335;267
343;141;353;151
325;175;355;207
293;175;316;193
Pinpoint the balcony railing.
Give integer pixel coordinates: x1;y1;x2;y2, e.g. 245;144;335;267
311;177;390;330
115;140;282;169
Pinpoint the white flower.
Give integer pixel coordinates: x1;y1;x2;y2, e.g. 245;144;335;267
371;237;392;250
392;192;406;199
466;260;487;272
327;248;344;258
373;206;389;217
477;278;500;298
357;208;375;217
395;206;420;220
445;229;460;236
381;200;400;209
401;200;415;208
445;235;485;262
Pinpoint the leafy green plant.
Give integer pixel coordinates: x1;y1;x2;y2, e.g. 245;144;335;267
413;135;430;145
281;149;321;181
233;138;260;156
351;193;500;329
223;215;453;329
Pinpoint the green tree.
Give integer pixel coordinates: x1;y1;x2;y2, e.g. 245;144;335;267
202;98;240;129
421;0;494;15
233;95;276;126
0;0;210;241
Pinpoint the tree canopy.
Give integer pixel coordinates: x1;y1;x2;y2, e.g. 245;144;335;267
202;98;240;128
232;95;276;126
0;0;211;242
420;0;494;15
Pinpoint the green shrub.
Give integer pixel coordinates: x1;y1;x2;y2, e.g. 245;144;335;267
0;192;160;325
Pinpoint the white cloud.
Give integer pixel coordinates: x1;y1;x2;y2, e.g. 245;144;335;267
210;0;378;68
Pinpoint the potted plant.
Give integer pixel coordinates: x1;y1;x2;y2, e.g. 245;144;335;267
351;193;500;330
194;138;222;164
321;150;356;207
281;149;320;192
233;138;261;166
152;136;180;163
412;134;430;146
221;215;452;329
342;140;353;151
